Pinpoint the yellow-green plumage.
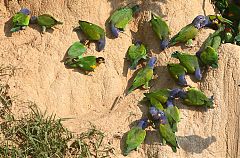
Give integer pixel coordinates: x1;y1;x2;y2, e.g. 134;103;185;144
169;24;198;46
144;89;171;104
79;20;105;41
11;12;30;32
37;14;63;28
124;127;146;156
127;43;147;69
167;64;187;81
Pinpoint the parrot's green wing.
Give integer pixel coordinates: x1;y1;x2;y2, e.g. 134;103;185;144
149;97;164;110
201;26;224;51
150;13;170;41
76;56;97;71
184;88;214;108
167;64;187;81
172;52;199;73
11;12;30;32
200;46;218;68
109;7;133;29
128;67;153;94
159;123;178;152
67;42;87;58
169;24;198;46
127;44;147;69
208;15;233;26
144;89;171;104
37;14;63;28
124;127;146;156
165;106;180;132
79;21;105;41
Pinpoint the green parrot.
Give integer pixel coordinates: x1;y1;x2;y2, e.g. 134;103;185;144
150;12;170;50
11;8;30;32
64;56;105;75
179;87;214;108
171;51;202;81
30;14;63;33
158;110;179;152
77;20;106;52
124;119;148;156
108;5;139;38
196;26;223;68
127;57;157;94
127;42;147;69
169;15;208;46
165;100;180;132
144;88;171;105
167;63;188;86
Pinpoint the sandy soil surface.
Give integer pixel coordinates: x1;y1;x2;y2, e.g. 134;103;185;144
0;0;239;157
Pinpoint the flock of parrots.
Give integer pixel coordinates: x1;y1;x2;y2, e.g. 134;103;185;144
10;1;240;156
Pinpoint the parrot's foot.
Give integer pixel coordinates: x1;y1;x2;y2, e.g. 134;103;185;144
85;71;93;76
41;26;46;34
21;26;27;30
186;39;194;47
83;40;90;48
143;82;150;89
152;74;158;80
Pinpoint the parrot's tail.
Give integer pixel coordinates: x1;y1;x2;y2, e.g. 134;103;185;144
127;86;135;95
57;21;63;25
171;51;181;59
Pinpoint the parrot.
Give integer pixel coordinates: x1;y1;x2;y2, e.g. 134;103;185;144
205;14;232;29
167;63;188;86
64;56;105;75
144;88;171;105
179;87;214;108
124;119;148;156
108;5;140;38
165;99;180;132
77;20;106;52
127;41;147;69
196;26;223;68
30;14;63;33
169;15;209;47
158;110;179;152
10;8;31;32
127;57;157;94
150;12;170;50
144;88;183;105
171;51;202;81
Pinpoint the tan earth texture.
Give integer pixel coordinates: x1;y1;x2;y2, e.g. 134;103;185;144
0;0;240;157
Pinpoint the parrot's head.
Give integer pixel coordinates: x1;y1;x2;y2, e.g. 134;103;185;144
97;37;106;52
137;118;148;129
192;15;208;29
195;68;202;80
158;110;167;124
149;106;159;116
178;90;187;99
195;50;201;58
160;39;169;50
166;99;174;107
147;57;157;69
134;40;142;46
132;5;140;15
170;88;184;99
110;23;120;38
178;74;188;86
30;16;37;24
20;8;30;15
96;57;105;64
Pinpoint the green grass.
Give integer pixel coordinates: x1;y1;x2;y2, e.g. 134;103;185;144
0;65;114;158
